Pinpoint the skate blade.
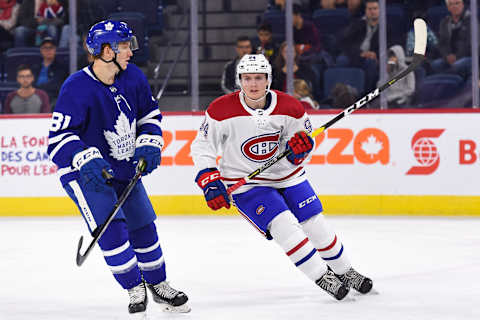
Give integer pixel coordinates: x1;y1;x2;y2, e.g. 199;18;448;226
353;288;380;296
162;303;191;313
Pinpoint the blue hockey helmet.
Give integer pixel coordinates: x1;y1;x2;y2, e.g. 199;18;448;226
86;20;139;56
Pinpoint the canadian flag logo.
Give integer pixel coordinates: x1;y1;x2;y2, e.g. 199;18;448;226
406;129;445;175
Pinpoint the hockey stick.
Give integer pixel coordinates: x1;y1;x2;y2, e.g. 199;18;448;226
227;18;428;195
76;158;146;266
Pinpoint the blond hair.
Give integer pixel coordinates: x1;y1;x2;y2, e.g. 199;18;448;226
294;79;319;109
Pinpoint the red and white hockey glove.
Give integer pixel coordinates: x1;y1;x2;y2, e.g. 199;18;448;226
195;168;231;210
286;131;314;165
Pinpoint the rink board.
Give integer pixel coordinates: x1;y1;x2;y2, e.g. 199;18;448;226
0;110;480;216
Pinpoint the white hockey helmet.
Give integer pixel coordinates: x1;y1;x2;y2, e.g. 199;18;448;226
235;54;272;91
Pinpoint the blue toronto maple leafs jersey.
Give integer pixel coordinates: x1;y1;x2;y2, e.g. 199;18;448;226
47;64;163;185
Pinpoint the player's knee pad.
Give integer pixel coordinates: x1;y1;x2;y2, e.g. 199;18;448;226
268;210;303;248
98;219;129;250
301;213;335;248
129;221;158;248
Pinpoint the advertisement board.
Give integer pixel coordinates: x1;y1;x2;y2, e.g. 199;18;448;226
1;110;479;216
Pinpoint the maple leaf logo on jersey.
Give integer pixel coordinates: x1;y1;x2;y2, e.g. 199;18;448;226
360;134;383;159
104;112;136;161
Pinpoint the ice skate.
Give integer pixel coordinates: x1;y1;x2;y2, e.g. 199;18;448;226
127;281;148;314
147;281;190;313
315;270;350;300
336;267;373;294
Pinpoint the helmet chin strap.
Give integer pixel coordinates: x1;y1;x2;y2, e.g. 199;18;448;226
242;90;268;103
100;53;123;72
239;82;271;103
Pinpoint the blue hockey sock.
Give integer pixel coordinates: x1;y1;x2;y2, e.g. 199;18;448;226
129;222;167;285
98;219;142;289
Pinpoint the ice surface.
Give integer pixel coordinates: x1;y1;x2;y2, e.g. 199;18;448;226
1;216;479;320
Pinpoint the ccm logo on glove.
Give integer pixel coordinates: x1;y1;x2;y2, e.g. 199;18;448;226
72;147;103;170
197;171;221;188
195;168;230;210
136;134;164;149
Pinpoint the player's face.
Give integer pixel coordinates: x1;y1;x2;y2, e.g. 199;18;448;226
116;42;133;70
17;69;34;88
240;73;268;100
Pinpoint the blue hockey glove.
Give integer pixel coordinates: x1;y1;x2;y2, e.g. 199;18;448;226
195;168;230;210
133;134;164;176
72;147;114;192
286;131;314;165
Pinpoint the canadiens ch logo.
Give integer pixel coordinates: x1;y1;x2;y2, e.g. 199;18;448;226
256;205;265;215
241;131;280;162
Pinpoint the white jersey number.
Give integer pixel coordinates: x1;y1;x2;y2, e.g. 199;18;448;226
49;112;72;132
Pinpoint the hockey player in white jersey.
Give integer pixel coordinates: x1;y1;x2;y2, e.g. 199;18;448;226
47;20;189;315
191;54;373;300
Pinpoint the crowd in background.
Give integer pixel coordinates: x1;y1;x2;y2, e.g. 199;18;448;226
222;0;479;109
0;0;479;113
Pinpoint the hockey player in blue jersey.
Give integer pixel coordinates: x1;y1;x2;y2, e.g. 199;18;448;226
47;20;190;315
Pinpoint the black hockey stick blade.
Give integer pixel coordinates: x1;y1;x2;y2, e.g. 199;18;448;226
76;158;146;266
226;19;427;194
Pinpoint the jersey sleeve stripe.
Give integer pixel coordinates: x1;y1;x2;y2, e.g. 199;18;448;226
48;132;73;145
137;109;161;126
138;119;161;128
57;166;74;176
49;135;80;160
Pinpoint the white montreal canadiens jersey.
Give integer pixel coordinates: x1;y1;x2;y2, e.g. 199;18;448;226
191;90;314;193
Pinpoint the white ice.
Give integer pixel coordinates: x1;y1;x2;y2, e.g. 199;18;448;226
1;216;479;320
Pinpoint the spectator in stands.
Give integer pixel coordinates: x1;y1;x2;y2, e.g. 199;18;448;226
310;0;347;10
337;0;393;92
293;4;323;63
379;45;415;108
13;0;37;47
4;64;50;114
58;0;106;48
32;37;68;106
0;0;20;53
273;0;309;12
431;0;474;78
325;83;358;108
347;0;364;19
252;23;279;64
271;41;316;94
35;0;64;46
320;0;336;9
221;36;252;94
293;79;319;110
